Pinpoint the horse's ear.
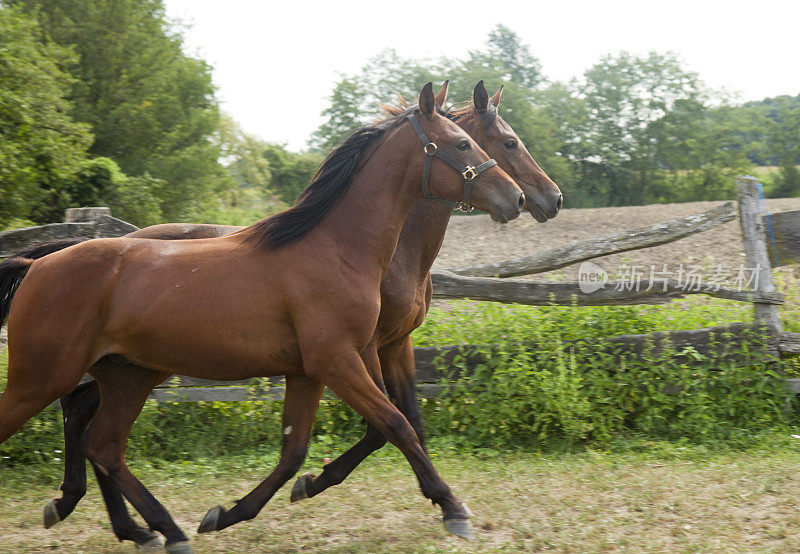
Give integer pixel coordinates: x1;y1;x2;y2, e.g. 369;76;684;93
491;85;504;108
473;80;489;112
419;82;436;118
434;80;449;107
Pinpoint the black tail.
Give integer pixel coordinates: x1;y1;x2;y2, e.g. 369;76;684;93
0;257;33;327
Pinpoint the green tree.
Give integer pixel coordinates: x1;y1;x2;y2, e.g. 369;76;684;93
309;50;446;150
216;114;272;191
651;101;751;202
574;51;708;206
309;77;368;151
0;6;92;226
262;145;322;204
765;96;800;196
63;157;162;226
466;24;544;91
308;26;549;160
11;0;228;220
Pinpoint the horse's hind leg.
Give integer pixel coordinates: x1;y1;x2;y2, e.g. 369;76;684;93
90;462;164;548
383;336;427;449
197;374;325;533
44;375;161;547
84;366;190;551
43;380;100;527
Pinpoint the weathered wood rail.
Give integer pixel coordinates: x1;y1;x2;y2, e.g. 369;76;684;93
0;207;136;257
1;176;798;403
431;272;784;306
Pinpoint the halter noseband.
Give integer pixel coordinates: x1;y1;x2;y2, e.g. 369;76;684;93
407;113;498;212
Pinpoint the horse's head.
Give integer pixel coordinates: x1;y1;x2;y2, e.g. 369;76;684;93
449;81;562;223
407;82;524;223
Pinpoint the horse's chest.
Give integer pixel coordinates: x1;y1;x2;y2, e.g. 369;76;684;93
377;283;428;345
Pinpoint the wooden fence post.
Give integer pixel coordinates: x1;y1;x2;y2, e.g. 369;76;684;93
64;206;111;223
737;175;783;335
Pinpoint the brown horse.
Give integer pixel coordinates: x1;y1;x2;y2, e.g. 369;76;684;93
0;83;525;551
8;81;562;549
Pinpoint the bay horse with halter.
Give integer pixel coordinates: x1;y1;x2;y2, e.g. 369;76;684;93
3;81;562;549
0;83;525;551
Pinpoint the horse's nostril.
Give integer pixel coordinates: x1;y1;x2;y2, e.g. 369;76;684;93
517;193;525;210
556;194;563;212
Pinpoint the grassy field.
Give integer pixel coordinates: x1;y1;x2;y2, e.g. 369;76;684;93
3;440;800;552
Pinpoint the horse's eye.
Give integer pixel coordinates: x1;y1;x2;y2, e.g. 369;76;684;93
503;139;518;150
456;140;470;151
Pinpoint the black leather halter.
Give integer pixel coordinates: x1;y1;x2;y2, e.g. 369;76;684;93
407;113;498;212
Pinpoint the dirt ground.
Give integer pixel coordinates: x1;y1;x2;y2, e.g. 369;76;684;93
434;198;800;280
3;448;800;553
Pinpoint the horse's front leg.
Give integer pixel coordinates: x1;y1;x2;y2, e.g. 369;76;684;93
303;344;473;539
197;374;325;533
291;336;423;502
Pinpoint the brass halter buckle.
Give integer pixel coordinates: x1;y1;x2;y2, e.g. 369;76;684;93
461;166;478;180
456;202;474;213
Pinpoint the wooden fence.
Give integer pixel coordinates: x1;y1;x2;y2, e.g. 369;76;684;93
1;177;798;402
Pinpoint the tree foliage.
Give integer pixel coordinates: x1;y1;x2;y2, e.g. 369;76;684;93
261;145;322;205
0;6;92;227
2;17;797;228
9;0;227;220
63;157;163;226
310;28;797;207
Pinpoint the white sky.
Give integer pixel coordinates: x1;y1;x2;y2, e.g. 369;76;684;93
164;0;799;151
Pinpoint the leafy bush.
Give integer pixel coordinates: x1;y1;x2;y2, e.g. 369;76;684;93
421;336;793;450
62;157;164;227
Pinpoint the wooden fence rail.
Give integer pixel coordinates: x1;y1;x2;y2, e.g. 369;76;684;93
0;207;137;257
431;272;784;306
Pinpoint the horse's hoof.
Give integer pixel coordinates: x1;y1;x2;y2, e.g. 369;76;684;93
290;472;315;503
43;499;61;529
197;505;223;534
443;518;475;540
137;536;166;552
164;540;193;553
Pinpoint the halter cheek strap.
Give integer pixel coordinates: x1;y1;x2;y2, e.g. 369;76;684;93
407;113;498;212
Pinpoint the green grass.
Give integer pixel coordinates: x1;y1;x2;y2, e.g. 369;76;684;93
3;437;800;552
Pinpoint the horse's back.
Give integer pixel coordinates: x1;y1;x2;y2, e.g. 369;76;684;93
127;223;242;240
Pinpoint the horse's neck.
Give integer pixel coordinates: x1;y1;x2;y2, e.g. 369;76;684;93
314;141;422;276
395;200;453;277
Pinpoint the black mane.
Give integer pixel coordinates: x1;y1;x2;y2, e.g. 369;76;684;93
244;106;420;250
